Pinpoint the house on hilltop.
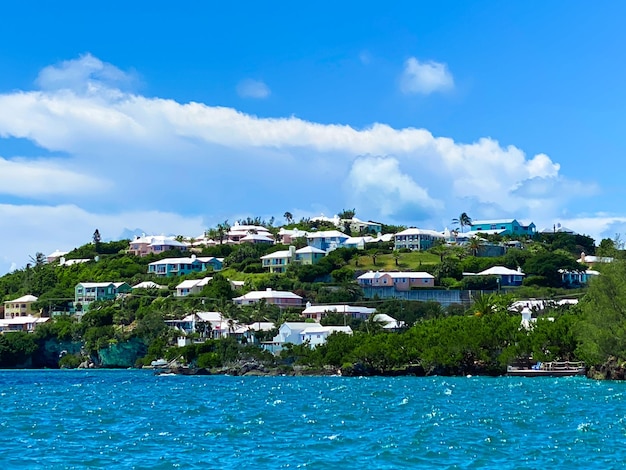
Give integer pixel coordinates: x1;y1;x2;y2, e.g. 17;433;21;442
233;288;303;308
469;219;536;237
128;235;188;257
3;295;39;318
74;282;132;311
148;255;223;277
301;303;376;321
393;228;445;251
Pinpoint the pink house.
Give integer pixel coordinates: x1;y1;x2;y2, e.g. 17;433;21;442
357;271;435;291
128;235;188;257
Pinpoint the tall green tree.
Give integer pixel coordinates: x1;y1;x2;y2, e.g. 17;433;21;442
452;213;472;233
577;260;626;365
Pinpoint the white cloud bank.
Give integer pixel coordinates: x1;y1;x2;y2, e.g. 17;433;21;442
0;54;610;273
236;79;271;99
400;57;454;95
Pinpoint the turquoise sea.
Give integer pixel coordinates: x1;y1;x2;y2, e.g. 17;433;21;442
1;370;625;469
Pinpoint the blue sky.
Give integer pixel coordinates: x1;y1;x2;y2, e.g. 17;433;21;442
1;2;626;273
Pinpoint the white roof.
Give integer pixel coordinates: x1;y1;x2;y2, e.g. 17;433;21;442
7;294;38;303
279;228;309;237
306;230;349;239
301;325;353;335
131;235;187;247
357;271;435;280
471;219;516;225
282;322;319;330
477;266;524;276
240;234;275;242
0;315;49;327
234;289;303;301
246;322;276;331
176;277;212;289
464;229;504;237
302;304;376;315
394;228;445;238
373;313;405;329
132;281;166;289
509;299;579;311
260;250;293;260
229;224;271;234
148;256;205;266
578;255;614;264
295;246;326;254
61;258;90;266
77;282;117;288
47;249;68;258
344;236;372;245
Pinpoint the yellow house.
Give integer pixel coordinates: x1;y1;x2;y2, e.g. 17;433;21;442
3;295;39;318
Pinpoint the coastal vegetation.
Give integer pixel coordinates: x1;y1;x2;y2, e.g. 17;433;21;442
0;222;625;378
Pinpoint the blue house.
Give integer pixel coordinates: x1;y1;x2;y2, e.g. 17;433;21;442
475;266;525;287
306;230;349;252
148;255;223;277
74;282;132;311
470;219;536;237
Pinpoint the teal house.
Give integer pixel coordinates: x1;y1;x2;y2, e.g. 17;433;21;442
148;255;223;277
74;282;132;311
470;219;536;237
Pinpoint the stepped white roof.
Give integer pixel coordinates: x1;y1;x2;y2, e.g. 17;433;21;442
477;266;524;276
132;281;166;289
302;304;376;315
234;289;303;301
6;294;38;303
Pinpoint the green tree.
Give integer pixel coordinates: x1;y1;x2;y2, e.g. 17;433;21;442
577;260;626;365
523;252;584;288
452;213;472;233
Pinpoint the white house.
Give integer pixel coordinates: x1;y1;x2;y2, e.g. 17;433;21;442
475;266;525;287
372;313;405;331
393;228;445;251
166;311;239;339
300;325;353;348
233;288;303;308
0;315;49;333
301;304;376;321
175;277;213;297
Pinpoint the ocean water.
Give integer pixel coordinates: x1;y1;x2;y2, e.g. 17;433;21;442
1;371;625;469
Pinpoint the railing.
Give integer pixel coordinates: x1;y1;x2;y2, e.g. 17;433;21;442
541;361;585;370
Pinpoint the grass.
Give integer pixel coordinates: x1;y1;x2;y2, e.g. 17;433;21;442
353;251;440;272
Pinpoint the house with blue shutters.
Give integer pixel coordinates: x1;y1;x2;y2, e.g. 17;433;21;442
74;282;132;311
148;255;223;277
306;230;349;252
469;219;536;237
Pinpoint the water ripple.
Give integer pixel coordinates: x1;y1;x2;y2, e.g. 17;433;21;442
1;371;626;468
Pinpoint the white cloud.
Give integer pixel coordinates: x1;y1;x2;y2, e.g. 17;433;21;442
0;54;610;272
400;57;454;95
36;53;136;95
0;204;206;275
0;156;109;198
236;79;271;99
347;156;443;218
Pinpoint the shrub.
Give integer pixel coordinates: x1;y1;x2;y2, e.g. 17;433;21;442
59;353;83;369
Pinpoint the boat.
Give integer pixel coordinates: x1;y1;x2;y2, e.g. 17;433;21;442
507;361;586;377
150;358;168;367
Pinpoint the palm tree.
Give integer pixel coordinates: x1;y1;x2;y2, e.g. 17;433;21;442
468;237;482;257
452;213;472;233
470;292;497;316
284;212;293;224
